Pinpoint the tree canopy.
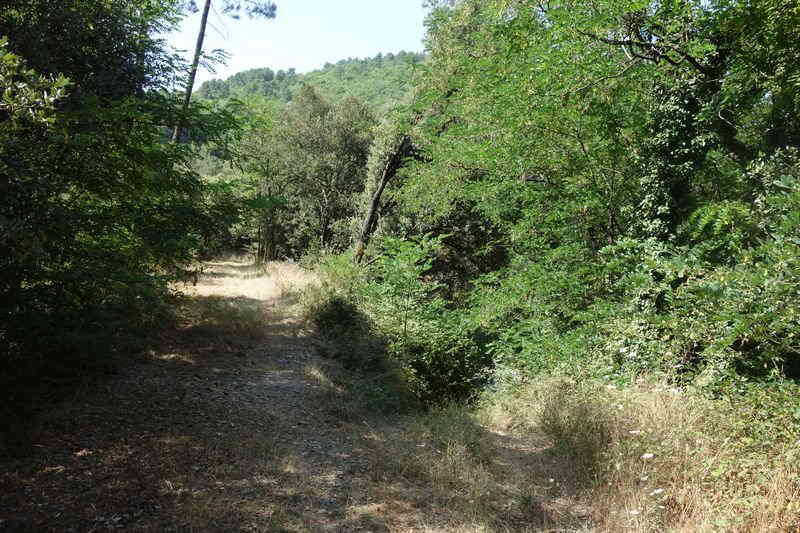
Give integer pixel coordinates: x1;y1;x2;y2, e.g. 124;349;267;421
334;0;800;400
197;51;426;114
1;0;239;382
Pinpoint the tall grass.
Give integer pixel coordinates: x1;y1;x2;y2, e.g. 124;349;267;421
482;378;800;532
300;253;799;531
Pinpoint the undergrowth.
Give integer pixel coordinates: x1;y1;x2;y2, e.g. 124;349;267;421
302;242;800;531
482;378;800;532
303;242;494;405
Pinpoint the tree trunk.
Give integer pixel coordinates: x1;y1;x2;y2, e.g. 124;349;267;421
354;135;412;264
256;222;264;264
320;216;330;249
171;0;212;143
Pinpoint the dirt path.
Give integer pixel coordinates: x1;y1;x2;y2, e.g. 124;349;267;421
1;259;592;533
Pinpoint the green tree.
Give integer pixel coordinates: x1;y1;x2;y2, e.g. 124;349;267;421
1;0;239;377
196;51;425;115
236;96;290;262
236;86;375;257
172;0;277;142
348;0;800;388
352;94;422;263
274;86;374;253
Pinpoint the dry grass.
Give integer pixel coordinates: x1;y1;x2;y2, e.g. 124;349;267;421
347;405;593;532
481;378;800;532
187;256;318;302
295;357;595;532
172;257;319;345
9;256;795;532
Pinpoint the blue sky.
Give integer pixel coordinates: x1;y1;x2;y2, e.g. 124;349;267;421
168;1;430;84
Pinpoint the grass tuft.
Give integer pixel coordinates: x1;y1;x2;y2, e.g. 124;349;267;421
482;378;800;532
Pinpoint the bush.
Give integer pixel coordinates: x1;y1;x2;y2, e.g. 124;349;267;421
304;238;496;404
361;236;496;403
309;295;367;338
302;254;388;372
306;294;388;371
402;319;494;403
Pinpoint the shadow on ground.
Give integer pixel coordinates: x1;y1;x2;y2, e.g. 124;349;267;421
0;278;322;532
295;358;593;532
0;260;591;533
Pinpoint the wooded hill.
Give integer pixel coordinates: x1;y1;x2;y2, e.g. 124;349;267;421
197;51;425;113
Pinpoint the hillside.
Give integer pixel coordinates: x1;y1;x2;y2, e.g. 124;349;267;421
197;51;425;113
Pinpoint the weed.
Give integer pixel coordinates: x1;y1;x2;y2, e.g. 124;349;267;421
482;377;800;532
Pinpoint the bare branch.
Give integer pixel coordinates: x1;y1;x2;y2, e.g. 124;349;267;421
581;31;710;74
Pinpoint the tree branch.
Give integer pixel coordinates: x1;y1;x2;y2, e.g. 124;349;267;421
581;31;710;74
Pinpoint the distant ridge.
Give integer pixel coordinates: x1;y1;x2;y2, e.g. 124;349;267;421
197;51;426;113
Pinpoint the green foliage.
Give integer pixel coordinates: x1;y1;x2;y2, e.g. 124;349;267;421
307;295;384;368
303;237;494;404
591;152;800;386
0;38;69;125
363;236;447;342
197;51;426;115
193;53;424;261
198;67;299;102
337;0;800;406
301;254;412;416
682;201;758;263
227;87;376;260
401;322;494;404
0;1;241;381
360;236;494;402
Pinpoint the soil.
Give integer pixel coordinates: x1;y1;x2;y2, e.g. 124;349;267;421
0;260;591;533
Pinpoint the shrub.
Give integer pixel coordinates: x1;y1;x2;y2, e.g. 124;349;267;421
304;238;496;404
361;236;496;403
306;294;388;371
402;319;494;403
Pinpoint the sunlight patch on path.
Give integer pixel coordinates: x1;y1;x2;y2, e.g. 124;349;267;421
187;256;318;303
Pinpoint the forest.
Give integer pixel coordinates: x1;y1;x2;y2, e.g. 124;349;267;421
2;0;799;531
196;51;426;113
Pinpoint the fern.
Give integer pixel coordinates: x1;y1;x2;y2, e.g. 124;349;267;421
682;201;758;263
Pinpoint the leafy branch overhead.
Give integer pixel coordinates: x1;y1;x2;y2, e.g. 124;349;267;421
0;38;69;125
183;0;276;18
172;0;277;142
